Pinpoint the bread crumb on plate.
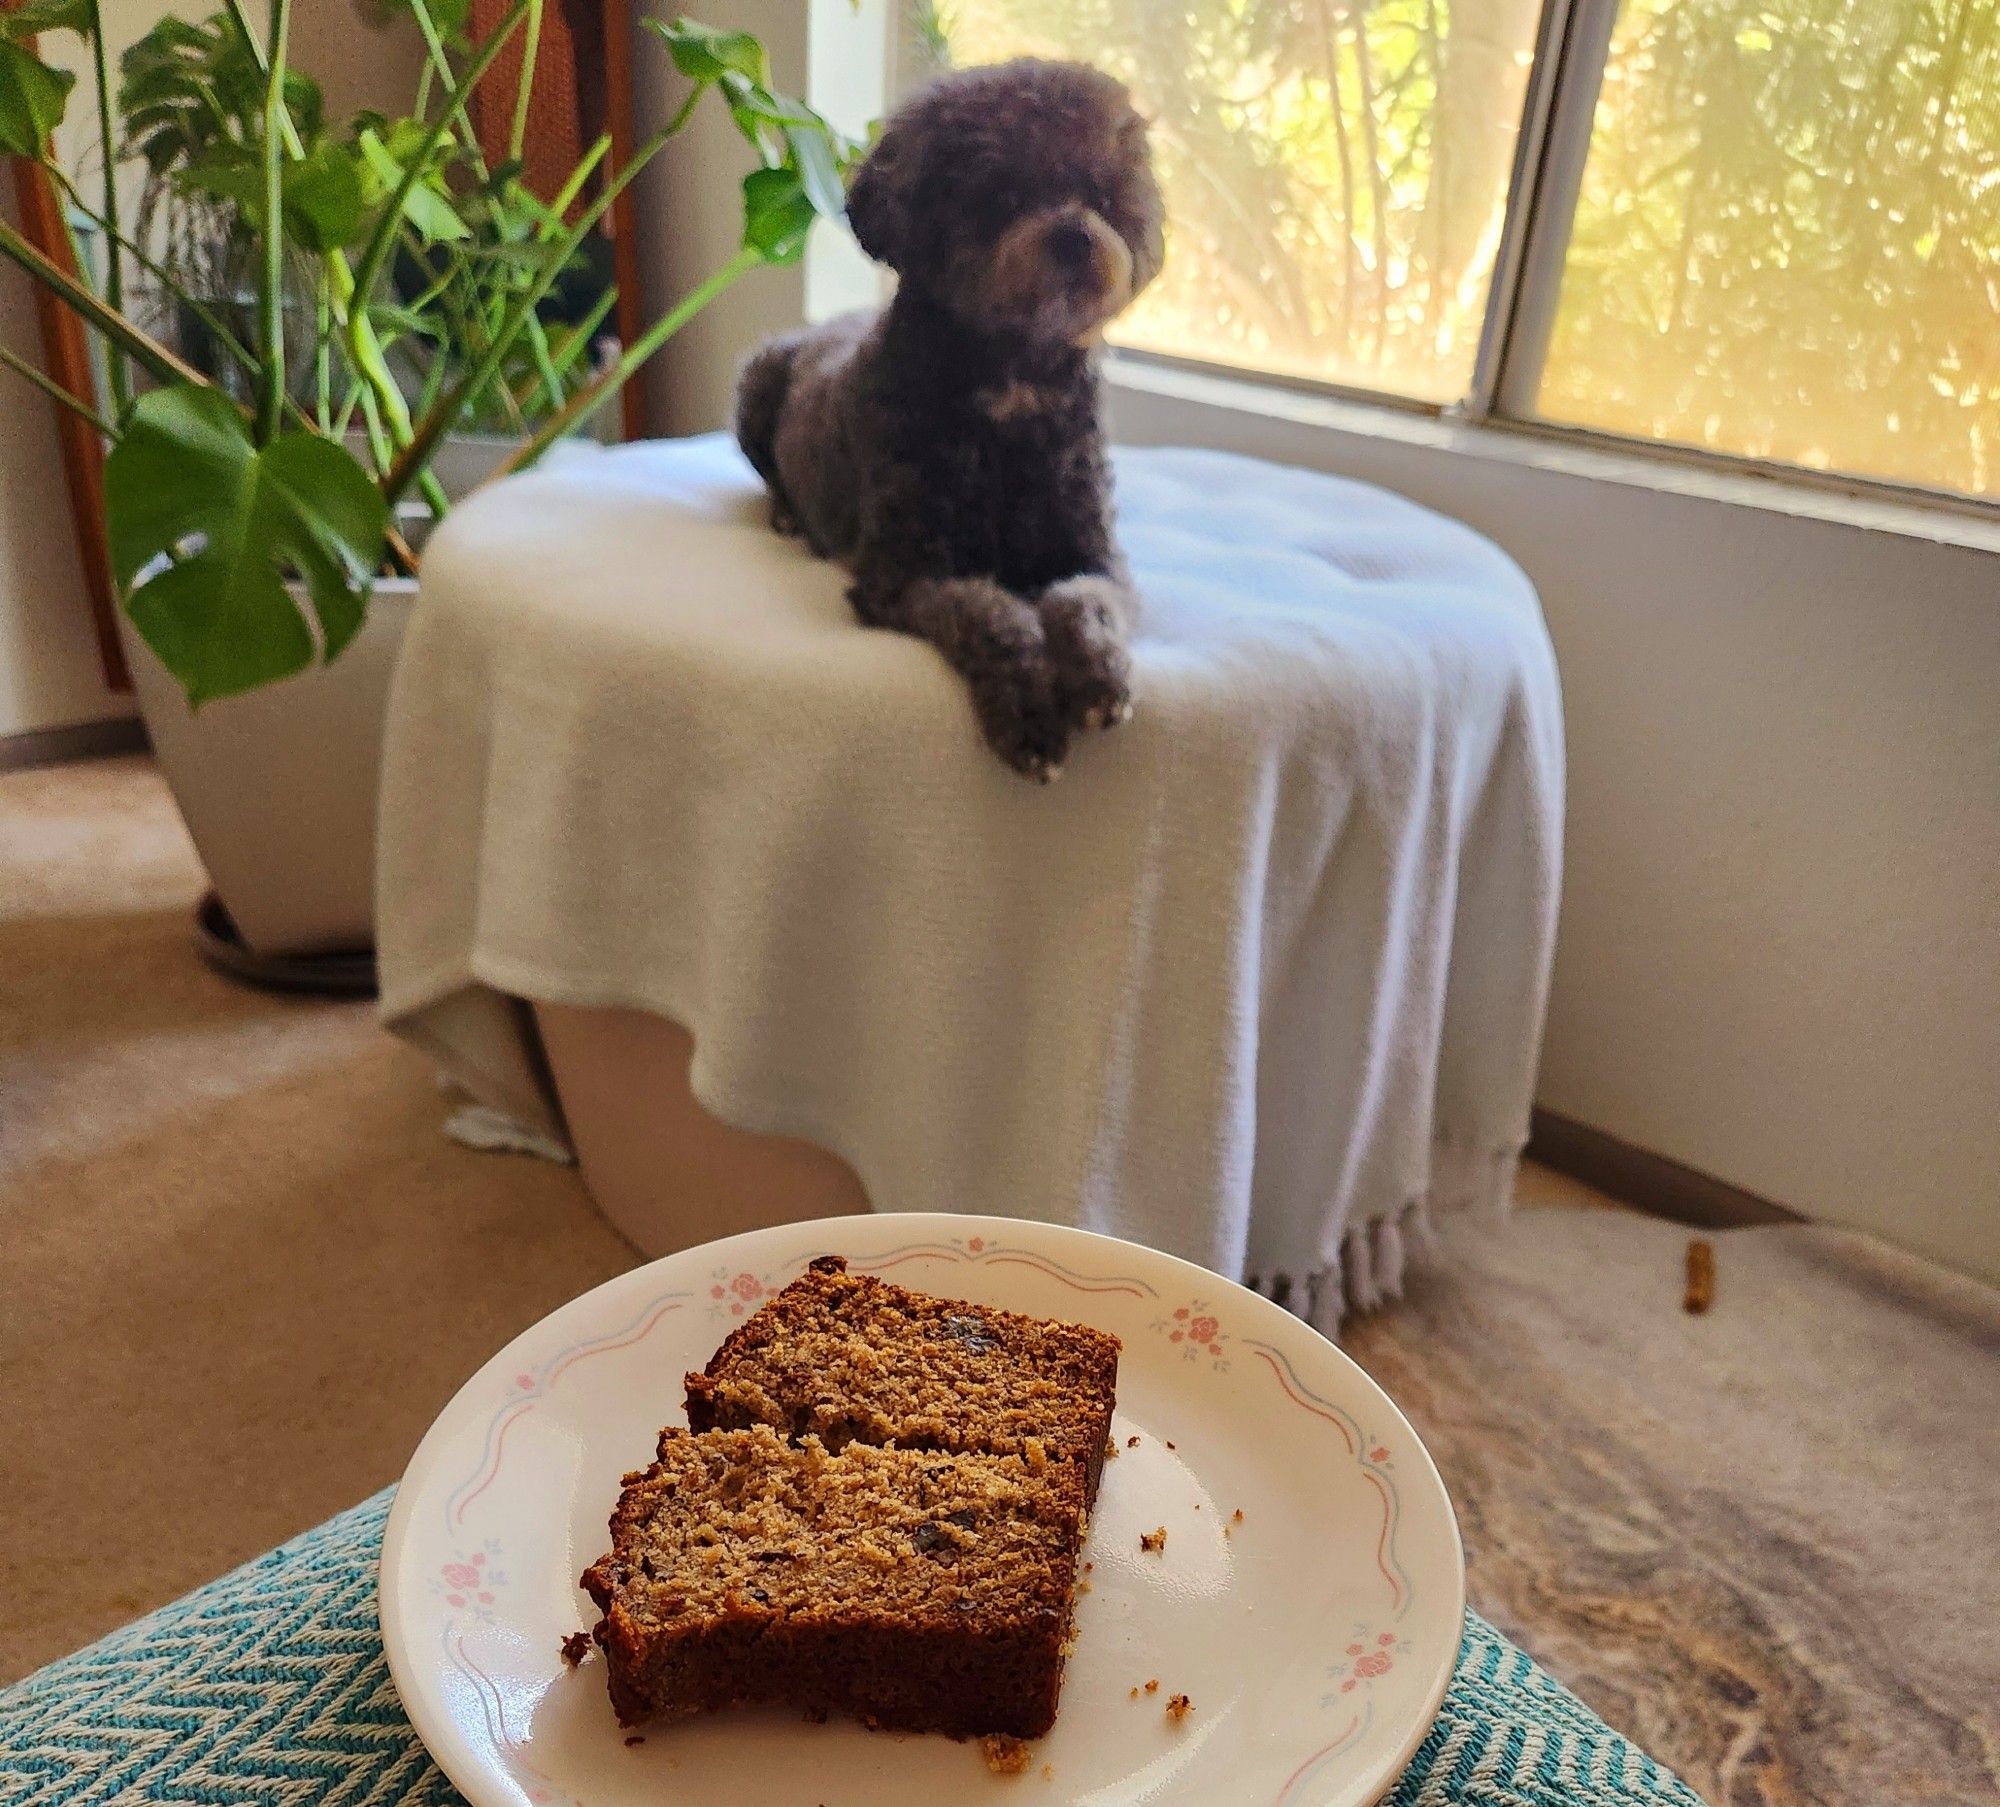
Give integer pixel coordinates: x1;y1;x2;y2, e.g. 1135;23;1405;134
1140;1526;1167;1554
980;1734;1034;1775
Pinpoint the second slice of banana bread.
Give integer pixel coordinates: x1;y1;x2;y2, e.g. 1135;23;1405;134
685;1256;1121;1506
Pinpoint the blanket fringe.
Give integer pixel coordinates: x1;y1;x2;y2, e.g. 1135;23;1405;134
1250;1135;1523;1337
436;1073;575;1164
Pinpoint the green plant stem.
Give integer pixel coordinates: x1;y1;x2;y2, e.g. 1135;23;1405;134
663;81;706;141
256;0;293;443
510;0;542;162
0;342;118;438
544;133;610;225
223;0;413;461
85;0;130;418
334;255;414;438
405;0;490;180
222;0;291;144
495;247;759;480
332;378;362;438
315;282;332;431
347;0;534;334
521;309;564;411
518;280;617;405
395;233;457;316
414;332;454;422
382;116;682;503
379;21;731;501
0;216;209;390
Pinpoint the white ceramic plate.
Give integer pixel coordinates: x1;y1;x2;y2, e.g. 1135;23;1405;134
381;1216;1464;1807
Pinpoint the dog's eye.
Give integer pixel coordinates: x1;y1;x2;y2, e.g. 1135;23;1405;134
974;185;1029;232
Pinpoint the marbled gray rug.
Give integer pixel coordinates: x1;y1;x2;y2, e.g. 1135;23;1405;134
1344;1202;1999;1807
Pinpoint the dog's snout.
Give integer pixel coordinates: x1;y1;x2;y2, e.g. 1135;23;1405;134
1048;217;1097;271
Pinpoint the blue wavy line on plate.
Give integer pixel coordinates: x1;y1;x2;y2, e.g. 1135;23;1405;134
1241;1336;1416;1617
442;1288;692;1535
1278;1698;1374;1806
842;1239;1162;1297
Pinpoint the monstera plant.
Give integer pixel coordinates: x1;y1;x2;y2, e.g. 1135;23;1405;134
0;0;854;702
0;0;857;965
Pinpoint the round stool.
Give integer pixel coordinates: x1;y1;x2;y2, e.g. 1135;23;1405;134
377;434;1562;1329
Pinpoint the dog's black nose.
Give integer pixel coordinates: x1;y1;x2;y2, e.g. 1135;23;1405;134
1048;218;1097;272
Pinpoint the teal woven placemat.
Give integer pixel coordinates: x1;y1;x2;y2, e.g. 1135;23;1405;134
0;1490;1703;1805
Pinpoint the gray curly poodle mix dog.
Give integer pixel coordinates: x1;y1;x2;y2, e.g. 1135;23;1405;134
734;59;1164;780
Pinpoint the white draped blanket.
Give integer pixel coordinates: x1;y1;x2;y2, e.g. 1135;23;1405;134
377;435;1563;1330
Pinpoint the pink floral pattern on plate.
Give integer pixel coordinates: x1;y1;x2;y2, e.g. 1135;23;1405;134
706;1267;775;1318
428;1540;507;1624
1153;1297;1232;1370
1325;1628;1412;1702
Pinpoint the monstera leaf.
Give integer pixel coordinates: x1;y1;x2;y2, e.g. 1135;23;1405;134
120;13;324;173
0;39;72;157
105;386;390;705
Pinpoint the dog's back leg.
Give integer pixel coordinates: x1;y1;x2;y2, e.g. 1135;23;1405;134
734;334;806;532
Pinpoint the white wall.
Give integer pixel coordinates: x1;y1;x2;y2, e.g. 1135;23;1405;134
1109;369;2000;1283
631;0;812;437
0;184;125;742
629;0;890;435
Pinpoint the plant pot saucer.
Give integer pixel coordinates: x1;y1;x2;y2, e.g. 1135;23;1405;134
193;891;379;997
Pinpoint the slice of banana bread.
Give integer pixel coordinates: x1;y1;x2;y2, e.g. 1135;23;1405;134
581;1424;1085;1737
685;1257;1121;1506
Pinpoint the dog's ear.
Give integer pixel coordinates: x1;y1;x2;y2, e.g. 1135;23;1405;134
845;131;907;271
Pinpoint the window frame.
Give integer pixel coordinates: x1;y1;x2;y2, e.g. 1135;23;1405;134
887;0;1999;523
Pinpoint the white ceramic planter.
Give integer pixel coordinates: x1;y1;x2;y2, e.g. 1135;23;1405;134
119;434;531;960
123;577;416;957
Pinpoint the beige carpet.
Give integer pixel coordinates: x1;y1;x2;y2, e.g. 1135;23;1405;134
0;756;636;1680
3;754;1995;1807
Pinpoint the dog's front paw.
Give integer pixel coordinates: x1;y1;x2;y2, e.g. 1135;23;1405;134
970;652;1073;781
1039;575;1136;735
894;575;1078;780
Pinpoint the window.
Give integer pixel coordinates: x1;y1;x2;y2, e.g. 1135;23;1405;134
919;0;2000;503
1533;0;2000;497
926;0;1546;404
